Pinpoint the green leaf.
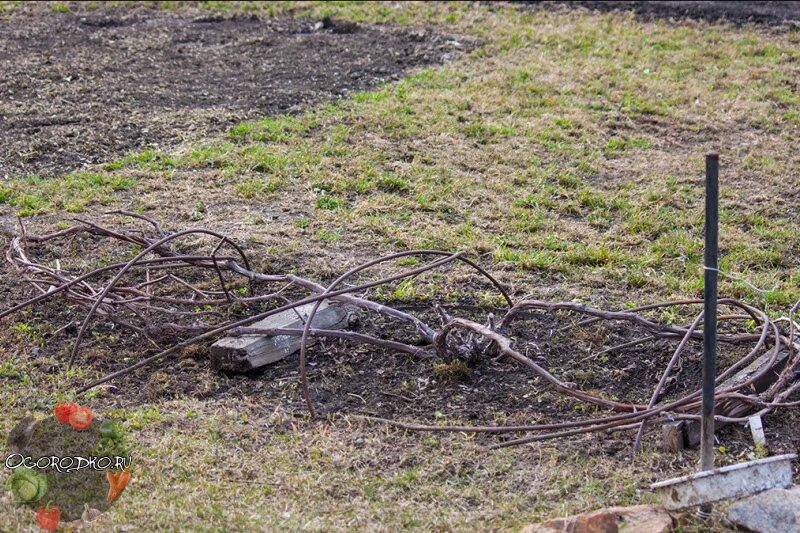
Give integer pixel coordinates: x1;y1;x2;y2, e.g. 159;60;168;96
99;419;123;441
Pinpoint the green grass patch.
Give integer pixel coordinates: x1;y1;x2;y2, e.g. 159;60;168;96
0;172;137;215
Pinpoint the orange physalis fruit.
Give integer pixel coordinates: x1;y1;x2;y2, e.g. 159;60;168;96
68;406;93;431
106;469;131;503
54;402;77;424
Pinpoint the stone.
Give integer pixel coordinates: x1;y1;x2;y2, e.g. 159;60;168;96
522;504;673;533
727;486;800;533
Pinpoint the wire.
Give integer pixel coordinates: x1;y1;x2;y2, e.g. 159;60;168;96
704;266;777;294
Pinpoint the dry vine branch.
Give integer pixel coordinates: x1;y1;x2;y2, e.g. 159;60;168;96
2;216;798;450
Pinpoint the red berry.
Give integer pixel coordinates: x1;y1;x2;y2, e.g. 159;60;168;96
36;505;60;531
53;402;77;424
68;406;93;431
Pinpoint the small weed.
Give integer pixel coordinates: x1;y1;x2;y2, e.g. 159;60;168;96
604;137;652;153
316;228;340;242
49;2;69;13
229;115;310;143
105;149;175;172
557;172;581;189
236;177;283;199
378;174;411;193
565;246;618;267
191;201;206;221
316;195;343;210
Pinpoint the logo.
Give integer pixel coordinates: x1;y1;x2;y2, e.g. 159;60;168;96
4;403;133;530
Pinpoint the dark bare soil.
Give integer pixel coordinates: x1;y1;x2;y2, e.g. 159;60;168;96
45;300;788;455
0;5;465;178
541;1;800;26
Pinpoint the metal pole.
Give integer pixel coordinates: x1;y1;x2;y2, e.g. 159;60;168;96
699;152;719;518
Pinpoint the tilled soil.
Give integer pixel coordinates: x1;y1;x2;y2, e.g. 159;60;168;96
540;1;800;26
0;4;466;178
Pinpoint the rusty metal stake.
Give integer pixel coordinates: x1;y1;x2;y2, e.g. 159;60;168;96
699;152;719;518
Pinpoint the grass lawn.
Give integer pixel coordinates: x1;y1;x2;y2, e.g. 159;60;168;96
0;1;798;531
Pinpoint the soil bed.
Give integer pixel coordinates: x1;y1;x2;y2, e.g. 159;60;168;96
0;4;465;178
539;1;800;26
